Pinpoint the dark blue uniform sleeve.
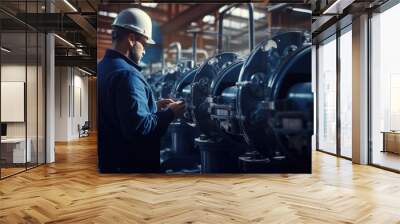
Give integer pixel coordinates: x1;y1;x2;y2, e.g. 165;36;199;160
115;72;175;140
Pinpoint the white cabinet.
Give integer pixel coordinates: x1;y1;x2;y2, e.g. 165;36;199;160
1;138;32;163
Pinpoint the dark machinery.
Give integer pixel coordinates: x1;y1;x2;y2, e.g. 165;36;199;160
150;67;193;100
157;61;193;99
191;53;246;173
149;4;313;174
236;31;312;173
189;12;312;172
194;31;313;173
188;3;255;173
149;42;193;100
158;42;201;173
147;70;164;99
159;67;201;173
144;38;201;174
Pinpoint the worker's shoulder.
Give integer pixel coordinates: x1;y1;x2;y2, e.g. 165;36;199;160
98;55;137;71
113;68;146;84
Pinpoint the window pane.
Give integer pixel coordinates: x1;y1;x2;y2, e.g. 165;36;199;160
371;3;400;171
318;37;337;154
340;29;352;158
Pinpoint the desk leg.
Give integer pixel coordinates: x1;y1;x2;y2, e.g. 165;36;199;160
382;133;386;153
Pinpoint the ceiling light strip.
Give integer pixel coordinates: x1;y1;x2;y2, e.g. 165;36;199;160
54;34;75;48
1;47;11;53
63;0;78;12
292;8;312;14
78;67;92;76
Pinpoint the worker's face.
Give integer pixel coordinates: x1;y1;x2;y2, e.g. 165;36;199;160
128;34;147;64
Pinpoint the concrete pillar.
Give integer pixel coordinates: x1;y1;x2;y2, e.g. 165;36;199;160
352;14;369;164
46;0;55;163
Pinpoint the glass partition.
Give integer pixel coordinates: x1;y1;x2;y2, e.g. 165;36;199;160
27;31;38;169
0;0;46;179
0;30;28;177
38;32;45;165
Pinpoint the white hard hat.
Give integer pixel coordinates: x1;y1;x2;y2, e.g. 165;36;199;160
112;8;155;44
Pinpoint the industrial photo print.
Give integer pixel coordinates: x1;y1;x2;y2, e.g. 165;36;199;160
97;2;313;174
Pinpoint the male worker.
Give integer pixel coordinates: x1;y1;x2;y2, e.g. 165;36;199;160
97;8;185;173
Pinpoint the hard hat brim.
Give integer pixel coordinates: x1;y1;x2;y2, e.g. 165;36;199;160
146;39;156;45
112;24;155;44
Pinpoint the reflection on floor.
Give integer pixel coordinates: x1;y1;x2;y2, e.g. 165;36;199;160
340;147;352;159
373;150;400;171
0;162;41;178
0;167;25;178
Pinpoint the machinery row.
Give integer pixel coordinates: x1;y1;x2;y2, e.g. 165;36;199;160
147;4;313;173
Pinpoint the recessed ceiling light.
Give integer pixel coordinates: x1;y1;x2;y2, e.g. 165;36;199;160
141;3;158;8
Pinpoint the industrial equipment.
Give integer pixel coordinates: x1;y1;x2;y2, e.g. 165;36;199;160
146;3;313;174
236;31;312;173
188;3;255;173
192;31;312;173
159;67;201;173
157;41;202;173
149;42;193;100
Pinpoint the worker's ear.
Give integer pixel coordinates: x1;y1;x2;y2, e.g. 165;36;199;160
128;33;136;47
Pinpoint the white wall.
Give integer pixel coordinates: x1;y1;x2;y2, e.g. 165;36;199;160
72;73;89;138
1;63;46;164
1;65;27;141
1;65;36;137
55;66;89;141
55;66;69;141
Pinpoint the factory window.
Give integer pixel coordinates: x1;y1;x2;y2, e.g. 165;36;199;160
370;2;400;171
317;35;337;155
339;27;352;159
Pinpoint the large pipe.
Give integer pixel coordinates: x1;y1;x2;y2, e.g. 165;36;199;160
167;48;208;60
169;42;182;64
217;4;237;54
247;3;255;51
192;32;198;65
196;49;209;59
217;3;255;53
161;51;165;73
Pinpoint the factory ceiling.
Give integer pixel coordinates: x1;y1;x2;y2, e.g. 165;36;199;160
0;0;312;75
97;2;311;64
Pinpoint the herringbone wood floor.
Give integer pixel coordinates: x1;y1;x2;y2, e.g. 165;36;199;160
1;135;400;224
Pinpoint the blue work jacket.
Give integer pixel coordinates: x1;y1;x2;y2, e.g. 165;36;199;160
97;49;174;173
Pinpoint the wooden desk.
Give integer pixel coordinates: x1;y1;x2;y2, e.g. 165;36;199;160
1;138;31;164
382;131;400;154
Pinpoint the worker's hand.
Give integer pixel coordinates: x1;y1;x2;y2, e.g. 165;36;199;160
157;98;174;112
167;101;186;118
